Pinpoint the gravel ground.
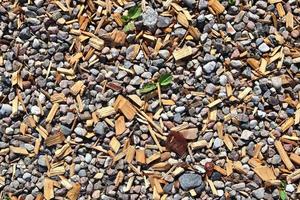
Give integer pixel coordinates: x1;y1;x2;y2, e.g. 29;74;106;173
0;0;300;199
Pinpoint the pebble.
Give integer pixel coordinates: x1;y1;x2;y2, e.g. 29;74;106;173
0;104;12;116
142;7;158;28
203;61;216;74
271;76;282;89
30;106;41;115
38;155;47;167
178;173;203;190
94;122;107;135
286;184;295;193
19;27;31;40
213;138;224;149
241;130;253;140
252;188;265;199
258;43;270;53
74;127;87;136
157;16;172;28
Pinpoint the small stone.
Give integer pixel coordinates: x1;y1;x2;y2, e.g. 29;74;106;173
30;106;41;115
183;0;196;8
203;61;216;74
23;172;32;181
92;190;101;199
179;173;203;190
226;22;236;35
271;154;281;165
195;66;202;78
158;50;170;59
54;52;64;61
271;76;282;89
252;188;265;199
32;39;40;48
133;65;144;75
157;16;172;28
142;7;158;28
74;127;87;136
286;184;295;192
241;130;253;140
94;122;107;135
258;43;270;53
19;27;31;40
0;104;12;116
38;155;47;167
213;138;224;149
85;153;92;163
232;183;245;191
175;106;185;113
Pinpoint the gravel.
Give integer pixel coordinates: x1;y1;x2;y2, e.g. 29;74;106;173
178;173;203;190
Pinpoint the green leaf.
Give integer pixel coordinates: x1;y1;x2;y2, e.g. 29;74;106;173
139;83;157;94
228;0;235;5
127;5;142;20
121;15;130;23
279;190;287;200
159;73;172;86
123;21;136;32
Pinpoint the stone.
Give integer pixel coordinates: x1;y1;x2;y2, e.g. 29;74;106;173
74;127;87;136
252;188;265;199
19;27;31;40
94;122;107;135
271;76;282;89
232;183;245;191
213;138;224;149
54;52;64;61
179;173;203;190
241;130;253;140
142;7;158;28
203;61;216;74
30;106;41;115
285;184;294;193
195;66;202;78
258;43;270;53
157;16;172;28
0;104;12;116
38;155;47;167
226;22;236;35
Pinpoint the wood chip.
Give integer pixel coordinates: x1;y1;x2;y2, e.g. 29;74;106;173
274;140;294;170
89;37;104;50
125;145;135;163
136;148;146;164
44;178;54;200
114;95;137;121
146;152;161;164
96;106;116;118
276;3;285;17
114;171;125;187
45;132;65;147
45;103;59;123
208;0;225;15
66;183;81;200
10;146;29;155
173;46;193;61
177;12;189;28
286;12;294;31
110;137;121;153
280;117;294;132
290;153;300;165
70;81;84;96
166;131;188;157
207;99;222;108
190;140;208;150
238;87;252;100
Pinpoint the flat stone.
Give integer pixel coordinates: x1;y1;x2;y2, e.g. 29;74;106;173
252;188;265;199
30;106;41;115
157;16;172;28
0;104;12;116
142;7;158;28
203;61;216;74
94;122;107;135
258;43;270;53
179;173;203;190
74;127;87;136
241;130;253;140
